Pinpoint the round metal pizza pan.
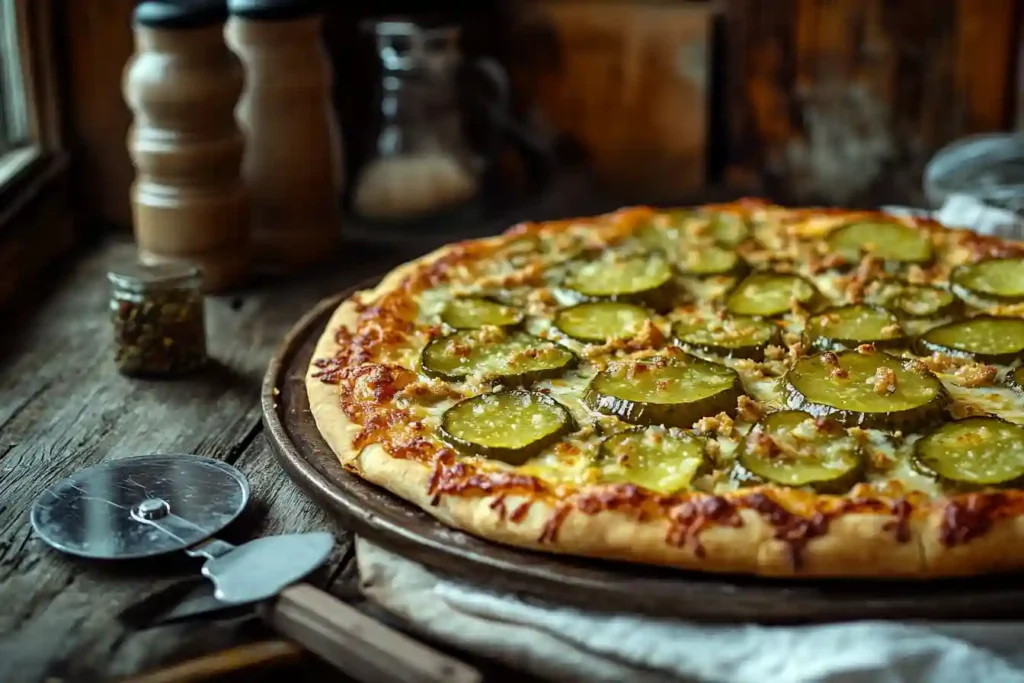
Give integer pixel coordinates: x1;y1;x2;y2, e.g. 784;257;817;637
263;278;1024;624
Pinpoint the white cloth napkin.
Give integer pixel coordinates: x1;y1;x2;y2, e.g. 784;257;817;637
357;194;1024;683
357;539;1024;683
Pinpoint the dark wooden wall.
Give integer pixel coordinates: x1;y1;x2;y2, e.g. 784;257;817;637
506;1;713;198
64;0;135;228
722;0;1020;204
60;0;1022;229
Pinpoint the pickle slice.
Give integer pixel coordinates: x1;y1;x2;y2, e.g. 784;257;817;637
480;287;532;308
421;329;576;384
636;215;683;251
563;251;675;310
804;305;904;351
1006;366;1024;394
735;410;865;494
951;258;1024;303
784;349;947;430
913;417;1024;489
441;297;524;329
439;391;574;465
596;427;711;494
672;314;778;360
887;284;959;319
826;221;933;267
584;354;743;428
725;272;820;317
700;211;751;248
553;302;650;343
914;316;1024;364
677;245;746;277
638;210;750;249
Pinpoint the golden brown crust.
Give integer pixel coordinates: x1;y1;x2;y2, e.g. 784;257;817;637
305;200;1024;578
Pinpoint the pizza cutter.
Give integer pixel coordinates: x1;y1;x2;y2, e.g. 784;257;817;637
30;454;481;683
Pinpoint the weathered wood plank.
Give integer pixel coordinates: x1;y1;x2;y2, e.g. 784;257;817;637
48;439;357;683
232;436;351;568
953;0;1018;133
0;238;408;683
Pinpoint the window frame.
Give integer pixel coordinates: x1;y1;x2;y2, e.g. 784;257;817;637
0;0;72;308
0;0;64;196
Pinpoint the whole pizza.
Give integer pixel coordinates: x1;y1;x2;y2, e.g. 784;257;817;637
307;200;1024;578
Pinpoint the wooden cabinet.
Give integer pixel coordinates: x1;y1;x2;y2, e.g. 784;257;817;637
722;0;1020;204
508;1;713;198
512;0;1019;205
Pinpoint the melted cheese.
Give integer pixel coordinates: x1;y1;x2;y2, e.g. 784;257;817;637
385;206;1024;501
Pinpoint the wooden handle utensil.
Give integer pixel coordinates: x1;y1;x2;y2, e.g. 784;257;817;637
263;584;482;683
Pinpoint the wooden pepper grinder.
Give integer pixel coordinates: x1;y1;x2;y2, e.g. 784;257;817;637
123;0;249;292
226;0;342;272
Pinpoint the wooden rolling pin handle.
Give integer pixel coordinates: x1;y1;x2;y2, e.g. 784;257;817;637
262;584;483;683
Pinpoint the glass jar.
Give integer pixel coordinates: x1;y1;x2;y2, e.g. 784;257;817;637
351;19;510;223
108;262;207;377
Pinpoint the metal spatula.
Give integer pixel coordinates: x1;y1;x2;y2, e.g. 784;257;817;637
31;454;481;683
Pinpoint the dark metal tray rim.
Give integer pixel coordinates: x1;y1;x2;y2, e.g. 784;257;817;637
261;278;1024;623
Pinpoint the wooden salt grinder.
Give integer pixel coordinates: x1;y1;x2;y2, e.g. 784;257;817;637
226;0;343;272
123;0;249;292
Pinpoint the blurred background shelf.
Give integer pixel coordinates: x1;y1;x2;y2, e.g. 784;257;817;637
62;0;1021;236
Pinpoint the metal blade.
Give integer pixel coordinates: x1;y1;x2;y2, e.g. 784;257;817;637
124;532;335;627
201;532;335;604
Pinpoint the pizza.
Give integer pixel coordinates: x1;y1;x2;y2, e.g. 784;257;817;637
306;199;1024;578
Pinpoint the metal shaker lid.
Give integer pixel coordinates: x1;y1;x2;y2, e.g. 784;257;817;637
228;0;323;21
134;0;229;30
360;19;462;73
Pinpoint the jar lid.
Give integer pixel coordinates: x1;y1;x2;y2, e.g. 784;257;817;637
228;0;323;21
361;19;461;72
107;261;202;293
134;0;229;30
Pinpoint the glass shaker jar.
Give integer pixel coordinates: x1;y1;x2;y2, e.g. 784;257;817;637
351;19;510;223
108;262;208;378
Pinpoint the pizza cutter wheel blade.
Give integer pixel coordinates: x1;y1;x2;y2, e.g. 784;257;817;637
30;454;248;560
31;454;481;683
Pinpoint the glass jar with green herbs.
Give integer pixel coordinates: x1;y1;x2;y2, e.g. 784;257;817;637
108;262;207;377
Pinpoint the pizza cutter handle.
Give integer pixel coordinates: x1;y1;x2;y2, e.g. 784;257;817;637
263;583;483;683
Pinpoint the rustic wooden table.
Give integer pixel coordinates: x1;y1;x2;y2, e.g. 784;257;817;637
0;235;413;682
0;177;749;682
0;175;639;683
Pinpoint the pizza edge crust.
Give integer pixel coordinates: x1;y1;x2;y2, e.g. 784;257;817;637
304;220;1024;579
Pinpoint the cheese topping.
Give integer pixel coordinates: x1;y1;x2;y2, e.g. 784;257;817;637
327;203;1024;503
